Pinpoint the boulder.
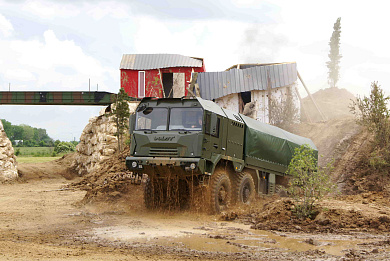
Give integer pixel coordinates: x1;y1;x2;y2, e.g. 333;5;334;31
0;121;18;181
72;102;138;176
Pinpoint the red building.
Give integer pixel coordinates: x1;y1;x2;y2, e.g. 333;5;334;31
120;54;205;98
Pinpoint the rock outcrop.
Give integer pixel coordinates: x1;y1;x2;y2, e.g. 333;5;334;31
72;102;138;176
0;121;18;181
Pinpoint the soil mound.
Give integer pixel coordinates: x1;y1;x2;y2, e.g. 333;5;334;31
70;146;145;212
17;153;78;181
302;87;355;122
233;197;390;233
291;118;360;167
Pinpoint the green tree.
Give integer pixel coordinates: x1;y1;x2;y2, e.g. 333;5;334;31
0;120;54;147
21;124;34;141
326;17;342;88
112;88;130;152
1;119;14;139
269;87;298;131
350;82;390;148
286;145;335;219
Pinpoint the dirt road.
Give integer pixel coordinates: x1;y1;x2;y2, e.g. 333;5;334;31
1;172;390;261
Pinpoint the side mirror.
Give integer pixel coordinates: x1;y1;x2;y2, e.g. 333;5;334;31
136;104;147;112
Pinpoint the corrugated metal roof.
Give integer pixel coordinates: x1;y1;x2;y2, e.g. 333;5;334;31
197;62;297;100
120;54;203;70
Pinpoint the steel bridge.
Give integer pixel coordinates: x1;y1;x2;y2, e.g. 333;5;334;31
0;91;122;106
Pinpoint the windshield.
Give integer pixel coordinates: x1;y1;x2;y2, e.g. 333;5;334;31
169;107;203;131
135;107;168;130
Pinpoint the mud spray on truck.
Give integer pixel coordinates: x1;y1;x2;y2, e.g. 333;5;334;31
126;97;317;213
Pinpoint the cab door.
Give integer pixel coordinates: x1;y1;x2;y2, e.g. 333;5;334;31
203;112;224;158
226;115;245;160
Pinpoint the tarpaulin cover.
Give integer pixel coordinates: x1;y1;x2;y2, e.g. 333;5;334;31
239;114;318;168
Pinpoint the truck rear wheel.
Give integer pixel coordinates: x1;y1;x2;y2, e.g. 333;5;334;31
233;173;255;204
210;171;232;214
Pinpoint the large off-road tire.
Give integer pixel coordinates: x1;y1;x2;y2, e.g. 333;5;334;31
178;179;190;210
232;172;255;205
144;177;167;209
144;177;156;209
144;177;190;210
210;170;232;214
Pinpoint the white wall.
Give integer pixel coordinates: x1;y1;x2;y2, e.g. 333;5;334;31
214;82;300;124
215;93;239;112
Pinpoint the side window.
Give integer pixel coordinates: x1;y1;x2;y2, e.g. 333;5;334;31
205;113;220;137
138;71;145;98
212;118;220;138
205;113;211;135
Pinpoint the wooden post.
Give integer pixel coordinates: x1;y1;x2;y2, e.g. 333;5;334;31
187;69;196;97
297;71;327;122
295;86;312;123
188;72;200;97
158;68;166;98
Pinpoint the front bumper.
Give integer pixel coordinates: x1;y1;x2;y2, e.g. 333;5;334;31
126;156;202;176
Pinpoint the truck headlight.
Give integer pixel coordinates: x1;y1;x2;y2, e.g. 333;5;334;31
132;161;138;168
190;163;196;170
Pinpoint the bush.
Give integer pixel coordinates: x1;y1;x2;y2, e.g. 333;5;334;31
54;142;76;154
286;145;335;219
350;81;390;148
350;81;390;172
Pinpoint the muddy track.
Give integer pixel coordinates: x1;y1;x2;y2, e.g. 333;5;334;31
1;170;390;260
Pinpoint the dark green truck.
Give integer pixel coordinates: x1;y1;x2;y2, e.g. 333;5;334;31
126;97;317;213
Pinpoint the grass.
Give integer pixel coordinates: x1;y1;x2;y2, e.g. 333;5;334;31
15;147;55;157
14;147;71;163
16;156;62;164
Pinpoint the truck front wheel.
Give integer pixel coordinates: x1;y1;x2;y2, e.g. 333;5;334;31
144;177;165;209
144;177;156;209
210;171;232;214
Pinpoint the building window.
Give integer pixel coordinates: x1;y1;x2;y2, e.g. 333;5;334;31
138;71;145;98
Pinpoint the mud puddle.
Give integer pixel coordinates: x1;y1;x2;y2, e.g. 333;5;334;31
93;217;390;256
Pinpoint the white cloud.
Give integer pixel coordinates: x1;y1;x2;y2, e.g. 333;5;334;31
0;29;116;91
5;68;36;81
22;0;80;19
86;1;130;20
0;13;13;37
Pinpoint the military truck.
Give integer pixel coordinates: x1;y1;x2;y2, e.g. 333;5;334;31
126;97;317;213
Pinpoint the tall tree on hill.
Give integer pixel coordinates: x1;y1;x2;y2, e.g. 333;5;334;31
327;17;342;88
112;88;130;152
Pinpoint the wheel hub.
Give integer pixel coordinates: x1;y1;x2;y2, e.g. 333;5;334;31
218;186;227;204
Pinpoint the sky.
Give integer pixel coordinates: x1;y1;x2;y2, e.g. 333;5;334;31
0;0;389;141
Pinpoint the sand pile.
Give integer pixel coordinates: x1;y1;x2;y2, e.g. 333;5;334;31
72;102;138;176
0;121;18;181
302;87;356;122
